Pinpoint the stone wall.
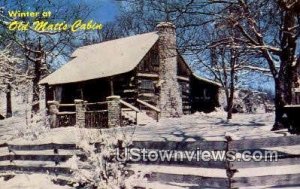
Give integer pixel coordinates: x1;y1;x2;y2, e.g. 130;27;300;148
157;22;183;117
106;96;121;127
75;99;86;128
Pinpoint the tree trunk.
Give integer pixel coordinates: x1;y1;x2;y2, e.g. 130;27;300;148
6;84;12;118
272;10;298;130
227;50;237;120
273;77;286;130
227;80;235;120
227;92;233;120
29;43;46;115
31;59;41;114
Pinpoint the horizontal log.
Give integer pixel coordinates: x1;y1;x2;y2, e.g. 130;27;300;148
232;173;300;188
123;89;137;93
137;73;159;78
147;172;228;188
0;154;86;162
0;165;72;175
85;110;108;113
127;155;226;169
285;105;300;108
58;104;75;107
57;112;76;115
131;140;226;151
7;143;77;151
85;101;107;106
231;155;300;169
229;135;300;150
121;108;135;112
138;93;155;97
0;149;83;156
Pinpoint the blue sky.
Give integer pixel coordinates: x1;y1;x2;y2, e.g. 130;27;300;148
85;0;119;22
2;0;119;23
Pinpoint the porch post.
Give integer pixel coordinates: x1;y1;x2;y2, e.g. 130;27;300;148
110;78;114;95
75;99;86;128
106;95;121;128
47;101;59;128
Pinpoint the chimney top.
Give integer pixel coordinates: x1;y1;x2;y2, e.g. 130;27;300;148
156;22;176;29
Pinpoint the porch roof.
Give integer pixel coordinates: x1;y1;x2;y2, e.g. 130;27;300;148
192;73;222;87
40;32;159;85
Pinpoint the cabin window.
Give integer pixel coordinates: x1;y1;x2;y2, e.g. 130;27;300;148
140;80;154;90
152;54;159;66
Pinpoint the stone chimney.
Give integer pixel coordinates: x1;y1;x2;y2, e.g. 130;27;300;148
156;22;183;117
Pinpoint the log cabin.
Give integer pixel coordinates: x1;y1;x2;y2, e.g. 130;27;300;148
39;22;221;121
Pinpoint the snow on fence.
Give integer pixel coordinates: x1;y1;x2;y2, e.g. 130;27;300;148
0;135;299;188
0;143;80;177
128;135;300;188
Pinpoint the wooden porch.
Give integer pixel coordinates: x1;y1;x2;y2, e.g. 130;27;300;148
47;96;161;129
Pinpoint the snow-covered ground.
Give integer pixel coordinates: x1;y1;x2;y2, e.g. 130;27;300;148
0;111;296;189
1;111;287;145
0;174;72;189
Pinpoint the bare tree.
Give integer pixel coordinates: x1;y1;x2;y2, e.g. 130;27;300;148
209;0;300;129
0;0;97;114
0;47;28;117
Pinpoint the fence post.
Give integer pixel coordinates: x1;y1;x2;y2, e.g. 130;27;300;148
225;135;237;189
47;101;59;128
106;95;121;128
75;99;86;128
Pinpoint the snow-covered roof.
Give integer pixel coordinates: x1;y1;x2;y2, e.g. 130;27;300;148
40;32;159;85
192;73;222;87
40;31;220;87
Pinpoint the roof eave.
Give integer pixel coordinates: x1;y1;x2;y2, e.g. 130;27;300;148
192;73;222;87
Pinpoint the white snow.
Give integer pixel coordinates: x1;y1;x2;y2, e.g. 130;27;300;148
0;110;296;188
1;111;283;145
129;164;227;178
0;174;72;189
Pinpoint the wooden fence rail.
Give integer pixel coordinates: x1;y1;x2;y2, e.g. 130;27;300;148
0;135;299;188
227;135;300;188
129;135;300;188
